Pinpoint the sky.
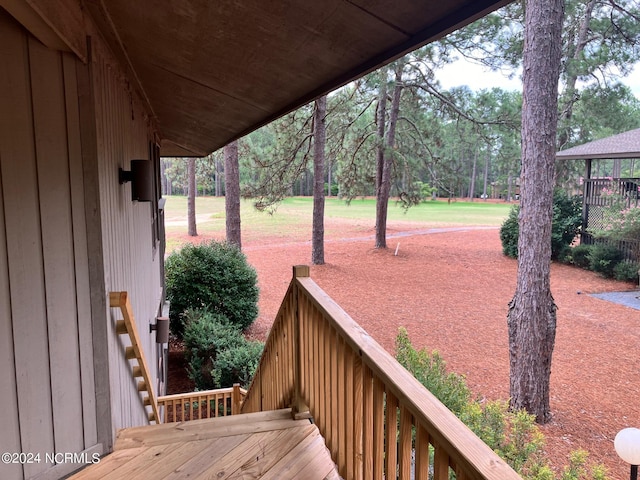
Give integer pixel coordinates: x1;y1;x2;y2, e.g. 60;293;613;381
436;59;640;99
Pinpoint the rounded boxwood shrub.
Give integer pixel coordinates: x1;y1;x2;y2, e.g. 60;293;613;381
499;190;582;261
550;192;582;260
588;244;624;278
165;240;259;337
568;244;593;269
211;338;264;389
182;309;245;390
499;205;520;259
613;260;640;283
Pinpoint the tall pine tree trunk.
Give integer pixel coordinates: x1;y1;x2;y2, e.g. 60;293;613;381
375;73;387;200
507;0;564;424
469;150;477;201
312;95;327;265
376;62;403;249
187;157;198;237
224;141;241;248
215;157;223;197
482;153;489;201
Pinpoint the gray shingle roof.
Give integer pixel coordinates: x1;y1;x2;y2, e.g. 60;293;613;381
556;128;640;160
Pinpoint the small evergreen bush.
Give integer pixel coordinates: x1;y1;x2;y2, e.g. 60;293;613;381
395;327;470;415
499;190;582;261
395;328;608;479
211;338;264;389
165;240;259;337
550;193;583;261
182;309;245;390
182;309;264;390
500;205;520;258
568;244;593;269
588;244;624;278
613;260;640;283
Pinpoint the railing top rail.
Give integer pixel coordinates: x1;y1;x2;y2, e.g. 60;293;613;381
584;177;640;182
295;273;521;479
158;386;247;403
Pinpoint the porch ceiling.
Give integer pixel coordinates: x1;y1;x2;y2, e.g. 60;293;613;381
84;0;510;157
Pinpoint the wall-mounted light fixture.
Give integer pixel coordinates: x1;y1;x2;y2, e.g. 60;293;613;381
119;159;154;202
150;317;170;344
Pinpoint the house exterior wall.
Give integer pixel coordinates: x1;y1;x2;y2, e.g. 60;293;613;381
88;31;166;433
0;10;100;480
0;7;166;479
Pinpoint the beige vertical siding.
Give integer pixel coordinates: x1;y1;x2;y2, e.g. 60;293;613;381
0;8;167;478
0;9;100;480
0;91;22;480
90;35;164;432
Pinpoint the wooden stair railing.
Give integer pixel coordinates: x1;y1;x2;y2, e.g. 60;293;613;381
242;266;523;480
109;291;160;424
157;385;246;423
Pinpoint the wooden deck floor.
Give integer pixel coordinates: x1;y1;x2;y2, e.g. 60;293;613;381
69;409;340;479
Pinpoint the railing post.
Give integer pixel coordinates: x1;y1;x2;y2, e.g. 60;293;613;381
232;383;242;414
292;265;311;420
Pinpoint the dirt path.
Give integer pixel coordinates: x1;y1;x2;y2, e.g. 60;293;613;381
168;221;639;476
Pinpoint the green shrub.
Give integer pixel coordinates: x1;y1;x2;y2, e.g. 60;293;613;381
550;192;583;261
165;240;259;337
395;327;470;415
395;328;608;479
588;244;624;278
499;191;582;261
211;338;264;388
500;204;520;258
459;400;509;454
589;187;640;241
613;260;640;283
182;309;245;390
557;450;608;480
324;182;339;196
396;328;545;472
568;244;593;269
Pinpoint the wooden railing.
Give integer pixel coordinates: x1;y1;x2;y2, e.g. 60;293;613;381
157;385;246;423
110;292;160;424
584;177;639;207
242;266;522;480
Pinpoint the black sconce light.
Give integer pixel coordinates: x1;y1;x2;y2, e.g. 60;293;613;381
150;317;170;344
119;159;154;202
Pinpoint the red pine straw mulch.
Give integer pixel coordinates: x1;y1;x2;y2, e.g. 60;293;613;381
168;223;640;477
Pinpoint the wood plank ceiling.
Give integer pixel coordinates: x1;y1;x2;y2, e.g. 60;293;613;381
84;0;511;157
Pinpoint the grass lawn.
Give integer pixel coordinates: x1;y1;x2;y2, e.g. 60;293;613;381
164;195;513;250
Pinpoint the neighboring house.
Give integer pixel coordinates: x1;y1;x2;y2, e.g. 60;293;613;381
556;128;640;261
0;1;510;479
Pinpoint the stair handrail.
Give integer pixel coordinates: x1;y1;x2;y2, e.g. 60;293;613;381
242;266;522;480
109;291;160;424
157;385;246;422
